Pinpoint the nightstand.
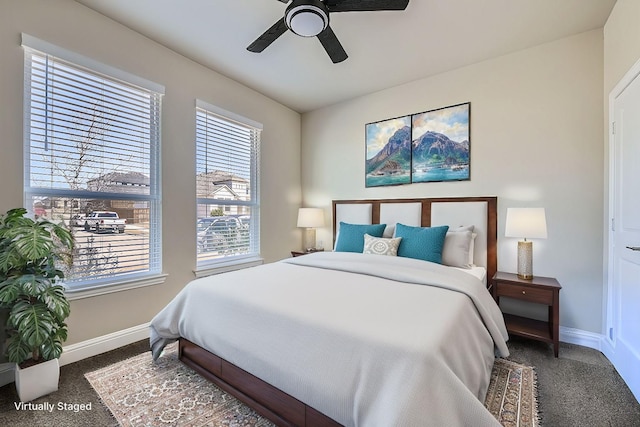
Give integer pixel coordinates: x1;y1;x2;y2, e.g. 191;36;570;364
291;249;324;257
492;271;562;357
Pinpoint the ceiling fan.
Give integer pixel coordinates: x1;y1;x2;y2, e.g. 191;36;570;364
247;0;410;64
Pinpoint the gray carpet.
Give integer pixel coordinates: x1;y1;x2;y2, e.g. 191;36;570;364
0;337;639;426
507;336;640;427
0;340;148;427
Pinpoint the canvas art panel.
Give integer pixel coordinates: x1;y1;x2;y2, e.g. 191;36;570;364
365;115;411;187
411;103;470;183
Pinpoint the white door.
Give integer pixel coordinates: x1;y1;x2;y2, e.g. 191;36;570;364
608;58;640;402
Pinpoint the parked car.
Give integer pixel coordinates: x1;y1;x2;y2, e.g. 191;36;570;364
69;214;87;227
236;215;250;247
237;215;250;229
84;211;126;233
197;216;247;254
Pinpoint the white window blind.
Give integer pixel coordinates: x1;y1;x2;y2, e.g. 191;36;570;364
195;101;261;268
23;36;163;291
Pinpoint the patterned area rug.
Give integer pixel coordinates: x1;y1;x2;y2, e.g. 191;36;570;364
85;344;539;426
485;358;540;427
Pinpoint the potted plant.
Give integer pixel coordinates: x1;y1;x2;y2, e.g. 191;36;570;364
0;208;74;402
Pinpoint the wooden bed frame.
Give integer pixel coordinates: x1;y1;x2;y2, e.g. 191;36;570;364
179;196;498;426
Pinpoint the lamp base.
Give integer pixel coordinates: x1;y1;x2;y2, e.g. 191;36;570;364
302;228;316;252
517;240;534;280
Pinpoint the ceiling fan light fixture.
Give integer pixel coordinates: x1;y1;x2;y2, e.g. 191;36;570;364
249;0;409;63
285;2;329;37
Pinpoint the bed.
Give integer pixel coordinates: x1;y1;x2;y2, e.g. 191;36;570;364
150;196;509;427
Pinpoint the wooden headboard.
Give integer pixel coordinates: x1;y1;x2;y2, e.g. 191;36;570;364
332;196;498;281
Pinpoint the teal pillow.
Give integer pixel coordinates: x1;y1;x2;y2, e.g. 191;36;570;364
335;222;386;253
395;223;450;264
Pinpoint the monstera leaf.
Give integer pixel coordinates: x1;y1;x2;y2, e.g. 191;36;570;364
10;301;55;348
39;330;66;361
0;208;73;276
39;284;70;321
5;334;31;366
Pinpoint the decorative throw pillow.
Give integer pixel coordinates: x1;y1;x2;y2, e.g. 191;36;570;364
442;229;474;268
363;234;402;256
447;225;478;266
334;222;386;253
395;223;449;264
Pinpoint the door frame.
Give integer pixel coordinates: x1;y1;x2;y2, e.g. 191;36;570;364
604;56;640;402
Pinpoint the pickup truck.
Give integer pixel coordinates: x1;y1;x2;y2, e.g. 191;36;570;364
83;211;126;233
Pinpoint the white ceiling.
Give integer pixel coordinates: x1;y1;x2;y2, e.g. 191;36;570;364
75;0;615;113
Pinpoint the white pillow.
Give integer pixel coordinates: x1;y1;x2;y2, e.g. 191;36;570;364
363;234;402;256
442;226;475;268
468;232;478;265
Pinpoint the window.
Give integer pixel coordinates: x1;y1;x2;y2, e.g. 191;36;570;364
22;35;164;293
195;100;261;270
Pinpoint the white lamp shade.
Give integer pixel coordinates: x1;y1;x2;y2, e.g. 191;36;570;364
297;208;324;228
505;208;547;239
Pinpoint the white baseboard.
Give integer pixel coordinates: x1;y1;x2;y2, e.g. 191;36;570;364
0;323;150;388
0;363;14;388
600;336;615;360
560;326;604;352
59;322;150;366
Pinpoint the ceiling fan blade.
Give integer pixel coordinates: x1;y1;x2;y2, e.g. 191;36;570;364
326;0;409;12
317;26;348;63
247;18;288;53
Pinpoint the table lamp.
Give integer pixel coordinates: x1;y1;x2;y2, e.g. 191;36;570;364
297;208;324;251
505;208;547;279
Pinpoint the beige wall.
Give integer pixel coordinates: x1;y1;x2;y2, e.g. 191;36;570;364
602;0;640;334
301;30;605;333
0;0;302;344
604;0;640;93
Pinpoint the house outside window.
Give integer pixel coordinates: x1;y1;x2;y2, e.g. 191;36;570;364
195;100;262;272
22;34;165;294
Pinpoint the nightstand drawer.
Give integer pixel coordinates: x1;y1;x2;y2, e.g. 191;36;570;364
496;283;553;305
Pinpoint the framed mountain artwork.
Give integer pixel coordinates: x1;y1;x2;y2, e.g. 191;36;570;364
365;115;411;187
411;103;470;183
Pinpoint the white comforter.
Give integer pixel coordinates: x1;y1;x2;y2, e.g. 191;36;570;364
150;252;509;427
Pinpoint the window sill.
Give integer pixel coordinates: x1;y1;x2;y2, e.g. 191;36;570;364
64;273;168;301
194;255;264;278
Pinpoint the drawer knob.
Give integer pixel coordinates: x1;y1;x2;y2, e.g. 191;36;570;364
522;290;526;294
